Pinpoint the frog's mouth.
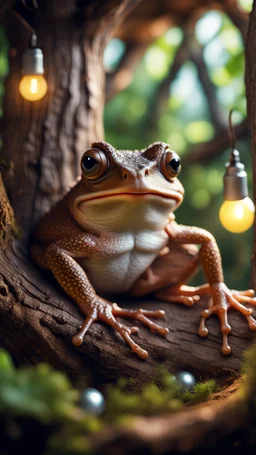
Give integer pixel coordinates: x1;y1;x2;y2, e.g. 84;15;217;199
75;188;183;206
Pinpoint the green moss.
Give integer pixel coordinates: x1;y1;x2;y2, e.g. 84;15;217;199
104;370;217;421
182;379;217;404
105;381;182;421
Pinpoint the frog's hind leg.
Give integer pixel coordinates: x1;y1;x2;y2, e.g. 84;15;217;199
131;250;204;307
155;284;210;306
30;244;50;270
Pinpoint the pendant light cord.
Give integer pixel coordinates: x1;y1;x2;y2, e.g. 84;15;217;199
228;110;239;166
11;10;36;36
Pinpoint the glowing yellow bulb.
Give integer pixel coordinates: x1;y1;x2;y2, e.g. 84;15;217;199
19;75;47;101
219;197;255;233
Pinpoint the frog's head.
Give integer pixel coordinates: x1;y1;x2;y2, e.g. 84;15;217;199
72;141;184;232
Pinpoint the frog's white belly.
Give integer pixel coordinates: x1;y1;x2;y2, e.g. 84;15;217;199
79;230;168;295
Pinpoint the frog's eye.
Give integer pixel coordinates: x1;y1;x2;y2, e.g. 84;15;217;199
81;148;108;180
161;150;181;180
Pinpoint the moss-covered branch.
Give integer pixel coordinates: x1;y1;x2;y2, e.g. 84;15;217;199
2;345;256;455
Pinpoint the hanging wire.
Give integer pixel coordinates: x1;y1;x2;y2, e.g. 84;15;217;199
21;0;39;12
228;109;236;151
228;110;240;166
11;10;36;35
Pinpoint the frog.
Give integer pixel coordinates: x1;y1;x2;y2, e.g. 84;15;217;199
30;141;256;359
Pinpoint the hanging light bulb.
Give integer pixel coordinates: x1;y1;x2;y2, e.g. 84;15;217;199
19;33;47;101
219;112;255;233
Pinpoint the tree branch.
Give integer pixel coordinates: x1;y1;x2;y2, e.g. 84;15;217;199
91;379;251;454
187;34;226;130
144;35;188;132
0;236;252;386
183;119;249;166
106;41;149;101
222;0;249;42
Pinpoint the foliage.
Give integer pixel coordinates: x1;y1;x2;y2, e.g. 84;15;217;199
3;345;256;454
3;346;256;454
0;349;79;423
0;349;218;454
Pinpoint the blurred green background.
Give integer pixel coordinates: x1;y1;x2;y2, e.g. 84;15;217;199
104;0;254;289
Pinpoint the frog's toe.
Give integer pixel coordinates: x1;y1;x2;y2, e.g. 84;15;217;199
231;293;256;305
112;305;169;337
198;300;232;355
156;290;199;307
101;314;148;359
72;310;97;346
231;289;255;298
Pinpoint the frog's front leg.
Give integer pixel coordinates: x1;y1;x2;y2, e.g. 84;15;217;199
160;223;256;355
34;234;168;359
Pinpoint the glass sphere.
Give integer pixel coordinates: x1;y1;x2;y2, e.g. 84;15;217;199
19;74;48;101
80;388;105;415
219;197;255;233
176;371;196;391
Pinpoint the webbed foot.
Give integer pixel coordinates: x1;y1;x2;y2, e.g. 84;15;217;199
156;283;256;355
199;284;256;355
72;297;168;359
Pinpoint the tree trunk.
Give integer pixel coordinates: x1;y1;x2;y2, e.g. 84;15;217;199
2;0;140;236
246;0;256;289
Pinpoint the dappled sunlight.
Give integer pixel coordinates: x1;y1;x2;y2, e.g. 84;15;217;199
238;0;253;12
184;120;214;143
195;11;222;44
171;62;199;100
104;38;126;71
144;47;170;79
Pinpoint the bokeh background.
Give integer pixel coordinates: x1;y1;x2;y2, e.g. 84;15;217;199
0;0;253;289
104;0;253;289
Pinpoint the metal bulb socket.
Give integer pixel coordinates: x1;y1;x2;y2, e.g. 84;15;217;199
22;34;44;75
22;47;44;75
223;149;248;201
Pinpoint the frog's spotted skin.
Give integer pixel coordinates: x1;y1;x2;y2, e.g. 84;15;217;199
31;141;256;359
